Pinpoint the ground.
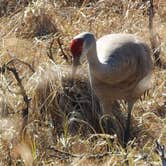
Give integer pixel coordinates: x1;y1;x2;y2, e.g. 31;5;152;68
0;0;165;165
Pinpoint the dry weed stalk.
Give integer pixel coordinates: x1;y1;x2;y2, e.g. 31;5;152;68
46;36;69;63
148;0;162;67
0;0;165;165
0;59;33;130
56;37;69;63
155;140;166;166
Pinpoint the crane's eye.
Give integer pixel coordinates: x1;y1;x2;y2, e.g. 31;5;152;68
70;38;84;57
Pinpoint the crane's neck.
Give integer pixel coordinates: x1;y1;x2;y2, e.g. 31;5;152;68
86;42;100;66
86;42;103;80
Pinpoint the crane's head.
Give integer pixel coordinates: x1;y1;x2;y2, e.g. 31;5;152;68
70;38;84;67
70;32;95;82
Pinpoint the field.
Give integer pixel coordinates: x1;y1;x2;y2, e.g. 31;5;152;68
0;0;165;165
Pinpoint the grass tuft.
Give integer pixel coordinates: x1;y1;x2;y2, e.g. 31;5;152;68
0;0;165;165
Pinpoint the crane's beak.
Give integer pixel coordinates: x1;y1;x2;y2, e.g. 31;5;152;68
71;56;80;85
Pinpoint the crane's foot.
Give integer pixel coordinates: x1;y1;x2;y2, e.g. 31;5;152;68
124;129;130;147
102;116;112;134
123;116;132;147
123;101;134;147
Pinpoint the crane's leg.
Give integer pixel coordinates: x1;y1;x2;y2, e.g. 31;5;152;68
100;99;114;134
124;101;134;146
101;100;121;135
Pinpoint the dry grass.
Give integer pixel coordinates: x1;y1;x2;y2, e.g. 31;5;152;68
0;0;165;165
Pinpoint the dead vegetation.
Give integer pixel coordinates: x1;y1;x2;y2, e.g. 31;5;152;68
0;0;165;165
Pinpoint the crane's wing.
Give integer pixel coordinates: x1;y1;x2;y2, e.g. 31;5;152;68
96;34;152;84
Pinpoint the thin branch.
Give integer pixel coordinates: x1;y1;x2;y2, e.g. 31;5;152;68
46;36;69;63
148;0;154;32
155;140;166;166
6;57;35;73
1;58;33;119
0;63;31;128
46;146;123;160
47;38;55;62
6;66;31;118
68;117;97;134
148;0;162;68
47;146;79;158
57;37;69;63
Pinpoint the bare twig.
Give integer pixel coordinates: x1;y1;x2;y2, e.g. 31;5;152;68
0;62;31;129
6;57;35;73
68;117;97;134
7;144;13;166
46;146;79;159
47;38;55;62
46;146;123;160
148;0;162;67
57;37;69;63
6;66;30;119
85;152;114;159
46;36;69;63
8;7;23;18
155;140;166;166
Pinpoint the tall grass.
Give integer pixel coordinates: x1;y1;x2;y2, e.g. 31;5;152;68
0;0;165;165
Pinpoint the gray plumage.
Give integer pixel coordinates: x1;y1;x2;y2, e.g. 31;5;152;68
71;32;153;145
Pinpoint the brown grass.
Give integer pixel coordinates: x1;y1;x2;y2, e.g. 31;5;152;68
0;0;165;165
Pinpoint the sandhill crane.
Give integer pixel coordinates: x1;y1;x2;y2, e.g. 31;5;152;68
70;32;152;144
